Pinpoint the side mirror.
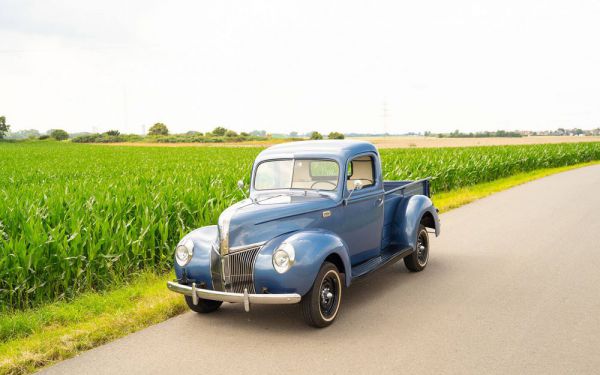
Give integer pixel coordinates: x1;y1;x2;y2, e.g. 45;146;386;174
237;180;248;198
343;180;363;206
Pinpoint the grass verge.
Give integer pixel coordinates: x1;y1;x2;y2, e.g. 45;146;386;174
1;160;598;374
0;274;185;375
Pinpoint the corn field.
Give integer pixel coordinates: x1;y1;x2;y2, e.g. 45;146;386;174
380;143;600;192
1;142;599;311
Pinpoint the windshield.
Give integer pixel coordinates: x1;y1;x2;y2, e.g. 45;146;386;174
254;159;340;191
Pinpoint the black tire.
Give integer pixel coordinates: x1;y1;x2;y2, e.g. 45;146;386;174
185;295;223;313
301;262;343;328
404;224;429;272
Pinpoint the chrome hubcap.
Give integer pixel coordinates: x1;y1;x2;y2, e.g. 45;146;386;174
321;288;333;303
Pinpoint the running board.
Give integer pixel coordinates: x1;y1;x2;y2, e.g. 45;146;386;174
351;246;413;280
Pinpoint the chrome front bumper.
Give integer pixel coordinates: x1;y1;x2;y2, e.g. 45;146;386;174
167;281;302;312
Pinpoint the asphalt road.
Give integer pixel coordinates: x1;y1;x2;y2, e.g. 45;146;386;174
42;165;600;375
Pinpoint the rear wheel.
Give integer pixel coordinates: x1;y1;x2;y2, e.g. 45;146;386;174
301;262;343;328
185;295;223;313
404;224;429;272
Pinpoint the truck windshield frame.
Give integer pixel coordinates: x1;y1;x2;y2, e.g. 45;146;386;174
253;158;341;192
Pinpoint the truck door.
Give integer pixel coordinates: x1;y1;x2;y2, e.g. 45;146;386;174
339;154;384;265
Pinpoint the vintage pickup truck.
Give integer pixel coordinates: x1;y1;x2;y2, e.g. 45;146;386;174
168;140;440;327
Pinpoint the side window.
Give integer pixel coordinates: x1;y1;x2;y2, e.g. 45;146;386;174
346;155;375;190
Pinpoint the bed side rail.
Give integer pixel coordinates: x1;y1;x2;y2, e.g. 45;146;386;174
383;177;431;198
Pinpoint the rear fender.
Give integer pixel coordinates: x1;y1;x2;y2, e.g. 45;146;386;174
254;229;352;296
392;195;440;249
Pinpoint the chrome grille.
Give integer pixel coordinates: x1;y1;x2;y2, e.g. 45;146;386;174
224;245;261;293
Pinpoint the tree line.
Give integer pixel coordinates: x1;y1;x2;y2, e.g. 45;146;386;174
0;117;71;141
1;116;347;143
71;124;345;143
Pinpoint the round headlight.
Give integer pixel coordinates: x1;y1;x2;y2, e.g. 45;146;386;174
175;239;194;267
272;242;295;274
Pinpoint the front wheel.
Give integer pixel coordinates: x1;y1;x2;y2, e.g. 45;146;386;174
404;224;429;272
185;295;223;313
301;262;343;328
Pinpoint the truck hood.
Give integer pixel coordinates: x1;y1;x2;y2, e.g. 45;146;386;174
218;194;335;251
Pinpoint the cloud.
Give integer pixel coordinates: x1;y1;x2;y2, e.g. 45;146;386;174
1;0;599;134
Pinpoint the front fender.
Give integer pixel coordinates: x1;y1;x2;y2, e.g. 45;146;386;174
393;195;440;249
174;225;218;289
253;229;352;296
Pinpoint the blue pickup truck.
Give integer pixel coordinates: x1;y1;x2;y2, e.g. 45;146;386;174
168;140;440;327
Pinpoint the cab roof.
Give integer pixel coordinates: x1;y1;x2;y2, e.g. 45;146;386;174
256;140;377;163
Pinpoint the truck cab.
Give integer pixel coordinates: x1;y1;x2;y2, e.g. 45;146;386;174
168;140;440;327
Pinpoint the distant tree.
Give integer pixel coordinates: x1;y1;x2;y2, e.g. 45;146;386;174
38;135;50;140
310;131;323;140
250;130;267;137
148;123;169;136
186;131;203;136
5;128;40;139
328;131;345;139
0;116;10;139
105;130;120;136
225;130;238;137
50;129;69;141
240;132;250;137
212;126;227;136
289;131;298;138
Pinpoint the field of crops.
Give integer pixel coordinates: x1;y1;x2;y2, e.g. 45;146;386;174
1;141;600;311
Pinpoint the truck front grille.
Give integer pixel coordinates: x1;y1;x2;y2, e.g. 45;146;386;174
224;245;262;293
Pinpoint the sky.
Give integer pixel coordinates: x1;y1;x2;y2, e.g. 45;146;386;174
1;0;599;135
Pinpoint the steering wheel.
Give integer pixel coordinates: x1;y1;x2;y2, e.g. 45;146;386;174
310;180;337;190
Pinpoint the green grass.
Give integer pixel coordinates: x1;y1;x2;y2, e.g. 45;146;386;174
0;158;598;374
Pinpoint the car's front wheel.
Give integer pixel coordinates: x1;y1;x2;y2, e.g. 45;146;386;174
185;295;223;313
301;261;343;328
